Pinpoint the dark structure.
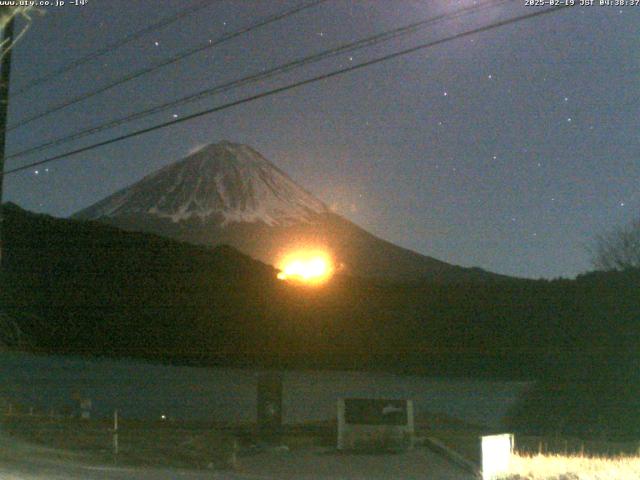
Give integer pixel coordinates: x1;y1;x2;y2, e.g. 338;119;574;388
257;372;283;445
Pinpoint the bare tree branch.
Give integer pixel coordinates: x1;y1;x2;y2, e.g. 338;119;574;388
592;217;640;271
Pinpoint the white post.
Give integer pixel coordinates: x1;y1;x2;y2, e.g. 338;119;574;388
336;399;346;450
406;400;415;449
113;410;119;456
230;438;238;469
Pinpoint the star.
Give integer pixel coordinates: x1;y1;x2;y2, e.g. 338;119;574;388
443;91;448;96
487;74;493;79
567;117;572;122
619;202;625;207
154;41;159;47
172;114;178;118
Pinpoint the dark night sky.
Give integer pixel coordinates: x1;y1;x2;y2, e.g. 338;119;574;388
3;0;639;279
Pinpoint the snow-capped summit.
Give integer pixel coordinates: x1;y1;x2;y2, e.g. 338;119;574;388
75;142;503;282
76;141;328;227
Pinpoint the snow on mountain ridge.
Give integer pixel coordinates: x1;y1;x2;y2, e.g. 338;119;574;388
76;141;329;227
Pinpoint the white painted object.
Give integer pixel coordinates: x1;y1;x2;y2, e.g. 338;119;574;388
80;398;92;419
337;398;414;451
113;409;119;455
481;433;514;480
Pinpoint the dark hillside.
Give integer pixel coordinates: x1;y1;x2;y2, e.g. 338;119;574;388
1;204;638;387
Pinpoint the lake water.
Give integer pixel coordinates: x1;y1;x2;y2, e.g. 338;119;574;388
0;352;530;429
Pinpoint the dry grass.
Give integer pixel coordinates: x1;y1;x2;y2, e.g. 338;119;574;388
1;414;237;470
499;452;640;480
514;435;639;457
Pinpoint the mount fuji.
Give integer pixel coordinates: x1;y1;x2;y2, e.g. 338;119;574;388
74;141;501;282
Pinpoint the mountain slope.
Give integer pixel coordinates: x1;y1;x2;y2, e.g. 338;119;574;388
74;141;503;282
76;142;329;227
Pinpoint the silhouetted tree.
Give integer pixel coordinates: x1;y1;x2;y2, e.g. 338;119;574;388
592;216;640;271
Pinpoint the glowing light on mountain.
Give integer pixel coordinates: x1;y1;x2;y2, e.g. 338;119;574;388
276;250;334;284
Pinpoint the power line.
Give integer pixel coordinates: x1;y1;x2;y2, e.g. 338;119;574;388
7;0;329;131
2;5;572;178
6;0;510;161
13;0;217;97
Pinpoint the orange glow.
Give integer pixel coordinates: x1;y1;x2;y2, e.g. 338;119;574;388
276;250;334;284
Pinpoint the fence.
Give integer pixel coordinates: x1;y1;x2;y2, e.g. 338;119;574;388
0;401;240;470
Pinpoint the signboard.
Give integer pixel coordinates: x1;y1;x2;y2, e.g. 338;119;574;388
80;398;92;420
337;398;414;451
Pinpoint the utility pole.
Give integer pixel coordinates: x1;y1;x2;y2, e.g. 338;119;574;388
0;10;15;267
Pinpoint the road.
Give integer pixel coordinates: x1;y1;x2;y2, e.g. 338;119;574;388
0;434;475;479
